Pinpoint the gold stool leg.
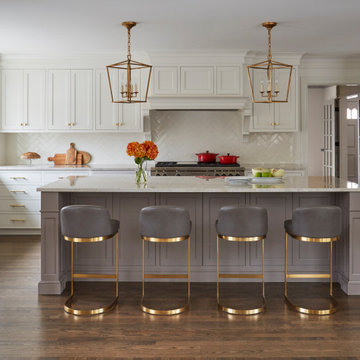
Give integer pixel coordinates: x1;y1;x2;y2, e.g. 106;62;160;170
284;232;338;315
217;235;266;315
64;233;119;316
141;237;190;316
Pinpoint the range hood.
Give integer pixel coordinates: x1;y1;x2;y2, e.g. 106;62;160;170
148;95;250;110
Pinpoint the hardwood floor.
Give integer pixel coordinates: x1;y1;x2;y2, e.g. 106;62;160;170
1;236;360;359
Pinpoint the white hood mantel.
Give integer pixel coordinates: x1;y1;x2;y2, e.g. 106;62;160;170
148;95;249;110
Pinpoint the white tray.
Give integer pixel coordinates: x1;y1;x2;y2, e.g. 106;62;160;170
249;177;283;184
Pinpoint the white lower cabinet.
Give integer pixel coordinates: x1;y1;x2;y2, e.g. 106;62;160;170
0;171;42;232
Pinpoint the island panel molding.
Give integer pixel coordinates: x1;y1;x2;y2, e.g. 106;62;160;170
37;175;360;295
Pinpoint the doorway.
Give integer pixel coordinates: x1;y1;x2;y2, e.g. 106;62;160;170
307;85;360;183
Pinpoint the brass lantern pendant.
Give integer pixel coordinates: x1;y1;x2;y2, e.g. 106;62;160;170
247;22;293;103
106;21;152;104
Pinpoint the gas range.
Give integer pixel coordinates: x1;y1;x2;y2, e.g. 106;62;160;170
151;162;245;176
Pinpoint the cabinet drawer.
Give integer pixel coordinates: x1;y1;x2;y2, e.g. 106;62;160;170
0;213;40;228
0;172;42;185
0;184;40;198
0;199;40;213
43;171;90;184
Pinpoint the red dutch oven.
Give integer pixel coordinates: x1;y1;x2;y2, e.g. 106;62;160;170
196;150;219;163
218;153;239;164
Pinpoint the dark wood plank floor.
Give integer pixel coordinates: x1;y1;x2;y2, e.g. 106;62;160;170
1;236;360;359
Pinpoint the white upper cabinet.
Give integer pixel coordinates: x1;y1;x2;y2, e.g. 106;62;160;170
48;70;71;130
180;66;214;95
23;70;46;130
48;69;93;131
95;69;142;132
1;70;24;130
71;70;93;130
250;69;297;132
95;69;119;130
153;67;178;95
150;65;242;97
216;66;241;95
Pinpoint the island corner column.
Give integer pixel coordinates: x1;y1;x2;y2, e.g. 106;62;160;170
38;192;70;295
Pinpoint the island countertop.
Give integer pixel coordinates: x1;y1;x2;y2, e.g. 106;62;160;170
37;175;360;193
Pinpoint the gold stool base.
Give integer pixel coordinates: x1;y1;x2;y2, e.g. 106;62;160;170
64;295;118;316
141;300;189;316
217;296;266;315
285;295;338;315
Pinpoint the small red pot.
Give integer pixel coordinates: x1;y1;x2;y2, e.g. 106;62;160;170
196;151;219;163
218;153;239;164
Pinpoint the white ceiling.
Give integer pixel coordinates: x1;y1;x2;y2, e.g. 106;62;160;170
1;0;360;57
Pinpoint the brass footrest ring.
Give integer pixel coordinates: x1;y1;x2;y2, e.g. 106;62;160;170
64;295;118;316
285;295;338;315
217;296;266;315
141;299;189;316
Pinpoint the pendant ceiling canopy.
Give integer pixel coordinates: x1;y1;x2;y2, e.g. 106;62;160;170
106;21;152;104
247;22;293;104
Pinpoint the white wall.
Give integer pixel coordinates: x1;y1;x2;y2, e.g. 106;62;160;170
0;134;6;165
307;87;325;176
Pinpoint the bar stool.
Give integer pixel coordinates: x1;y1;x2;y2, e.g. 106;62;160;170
139;205;191;315
60;205;120;316
216;206;268;315
284;206;341;315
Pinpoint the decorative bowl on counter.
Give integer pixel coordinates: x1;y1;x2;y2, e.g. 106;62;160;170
251;168;285;178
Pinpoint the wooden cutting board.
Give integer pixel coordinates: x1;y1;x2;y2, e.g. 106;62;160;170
78;151;91;164
48;153;83;165
65;143;77;165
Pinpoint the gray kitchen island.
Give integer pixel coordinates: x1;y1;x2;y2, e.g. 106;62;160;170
37;175;360;295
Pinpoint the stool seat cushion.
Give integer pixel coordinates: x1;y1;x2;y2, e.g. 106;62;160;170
284;206;341;238
139;206;191;238
216;206;268;237
60;205;119;238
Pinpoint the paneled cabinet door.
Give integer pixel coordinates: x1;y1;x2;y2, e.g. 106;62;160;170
1;69;24;130
180;66;214;95
119;103;142;131
23;70;46;130
70;69;93;130
251;69;297;132
95;69;119;130
152;66;178;95
48;70;71;130
216;66;241;95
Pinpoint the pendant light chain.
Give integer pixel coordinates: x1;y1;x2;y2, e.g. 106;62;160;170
267;28;272;61
127;27;132;60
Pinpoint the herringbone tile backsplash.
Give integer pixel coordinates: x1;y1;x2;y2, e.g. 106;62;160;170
1;110;301;165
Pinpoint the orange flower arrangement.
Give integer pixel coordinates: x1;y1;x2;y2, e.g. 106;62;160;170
127;141;159;183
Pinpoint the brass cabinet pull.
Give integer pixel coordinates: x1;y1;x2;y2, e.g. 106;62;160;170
68;123;72;126
58;177;64;179
24;123;28;126
20;123;23;126
72;123;76;126
10;218;26;222
271;122;279;126
10;190;27;193
10;204;25;207
10;177;26;180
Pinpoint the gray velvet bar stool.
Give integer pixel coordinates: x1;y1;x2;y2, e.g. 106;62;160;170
284;206;341;315
216;206;268;315
139;205;191;315
60;205;120;316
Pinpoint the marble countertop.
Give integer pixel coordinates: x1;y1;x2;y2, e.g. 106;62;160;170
37;175;360;193
241;163;305;171
0;164;137;171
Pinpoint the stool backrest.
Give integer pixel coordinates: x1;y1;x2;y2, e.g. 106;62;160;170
291;206;342;238
216;206;268;237
60;205;114;238
139;206;191;238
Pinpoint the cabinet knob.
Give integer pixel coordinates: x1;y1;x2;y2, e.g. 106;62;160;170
72;123;76;126
24;123;28;126
67;123;71;127
20;123;23;126
271;122;279;126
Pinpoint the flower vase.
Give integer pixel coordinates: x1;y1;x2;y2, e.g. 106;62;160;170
135;159;147;184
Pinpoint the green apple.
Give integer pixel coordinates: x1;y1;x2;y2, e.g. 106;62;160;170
271;168;285;177
252;168;269;176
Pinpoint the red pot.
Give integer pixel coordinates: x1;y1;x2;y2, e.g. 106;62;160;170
196;151;219;163
218;153;239;164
